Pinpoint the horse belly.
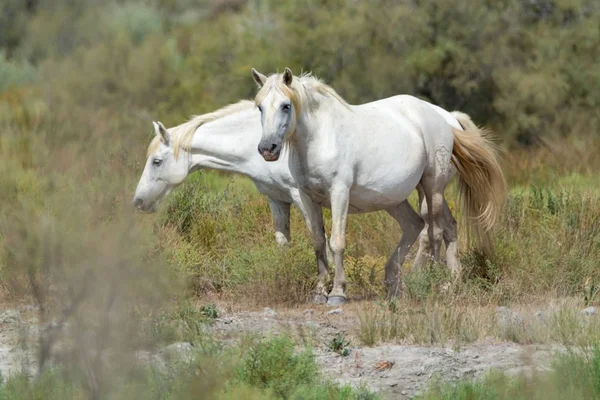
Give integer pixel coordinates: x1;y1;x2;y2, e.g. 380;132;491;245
348;130;426;211
253;181;293;203
348;168;423;212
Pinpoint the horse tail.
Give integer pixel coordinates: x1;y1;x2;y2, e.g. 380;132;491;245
450;112;506;255
450;111;478;132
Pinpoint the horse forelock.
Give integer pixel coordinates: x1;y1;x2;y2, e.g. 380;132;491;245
254;72;349;116
146;135;161;158
255;77;303;116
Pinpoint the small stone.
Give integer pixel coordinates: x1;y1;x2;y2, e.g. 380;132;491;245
306;321;319;330
581;307;597;316
159;342;194;362
327;308;343;315
220;317;233;324
303;309;315;315
0;310;20;325
401;390;407;395
263;307;277;317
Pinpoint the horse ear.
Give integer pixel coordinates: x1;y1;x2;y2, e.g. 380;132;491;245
251;68;267;88
283;67;293;86
153;121;170;145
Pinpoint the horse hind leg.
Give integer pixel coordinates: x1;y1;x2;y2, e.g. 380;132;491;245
414;183;461;279
442;199;462;279
413;184;432;271
420;176;446;266
384;201;424;298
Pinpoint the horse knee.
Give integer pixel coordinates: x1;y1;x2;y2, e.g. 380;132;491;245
419;227;430;243
330;235;345;254
311;237;326;251
431;225;444;242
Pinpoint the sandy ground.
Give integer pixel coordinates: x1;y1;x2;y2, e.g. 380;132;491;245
207;306;561;399
0;304;567;398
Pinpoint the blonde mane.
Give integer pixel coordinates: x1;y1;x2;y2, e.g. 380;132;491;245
146;100;255;158
254;72;350;116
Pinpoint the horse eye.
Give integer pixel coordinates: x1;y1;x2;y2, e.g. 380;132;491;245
152;158;163;166
282;103;291;112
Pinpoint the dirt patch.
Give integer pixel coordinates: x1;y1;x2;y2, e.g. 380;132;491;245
0;303;568;398
205;305;561;399
316;342;557;399
0;309;37;378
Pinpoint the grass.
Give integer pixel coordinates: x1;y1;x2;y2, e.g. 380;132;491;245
417;344;600;400
0;335;377;400
356;297;600;347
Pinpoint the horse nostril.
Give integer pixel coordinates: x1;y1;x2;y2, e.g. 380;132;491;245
133;198;143;208
258;144;279;156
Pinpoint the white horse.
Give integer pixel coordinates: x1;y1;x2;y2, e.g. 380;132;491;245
251;67;506;304
132;99;475;303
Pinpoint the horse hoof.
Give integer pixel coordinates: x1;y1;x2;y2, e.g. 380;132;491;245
312;294;328;304
326;296;347;306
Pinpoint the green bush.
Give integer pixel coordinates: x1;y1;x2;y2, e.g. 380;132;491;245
0;51;37;93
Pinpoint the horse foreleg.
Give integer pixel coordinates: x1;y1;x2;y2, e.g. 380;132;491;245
295;191;330;304
327;185;350;305
267;198;291;246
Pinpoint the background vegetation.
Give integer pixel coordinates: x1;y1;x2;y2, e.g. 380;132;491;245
1;0;599;398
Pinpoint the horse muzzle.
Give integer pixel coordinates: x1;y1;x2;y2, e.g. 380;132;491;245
257;143;281;162
132;197;157;213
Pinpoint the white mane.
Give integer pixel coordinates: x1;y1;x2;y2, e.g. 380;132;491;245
147;100;255;158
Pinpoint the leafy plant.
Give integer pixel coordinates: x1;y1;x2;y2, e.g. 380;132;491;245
583;278;599;307
328;333;351;357
200;303;219;319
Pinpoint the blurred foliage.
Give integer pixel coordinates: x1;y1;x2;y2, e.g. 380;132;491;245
0;0;597;143
0;335;375;399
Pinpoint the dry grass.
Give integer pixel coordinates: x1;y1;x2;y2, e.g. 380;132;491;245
355;297;600;348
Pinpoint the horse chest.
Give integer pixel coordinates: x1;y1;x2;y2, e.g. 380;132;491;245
299;174;330;203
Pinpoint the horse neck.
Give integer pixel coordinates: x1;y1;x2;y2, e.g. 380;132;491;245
187;109;261;177
293;94;348;152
